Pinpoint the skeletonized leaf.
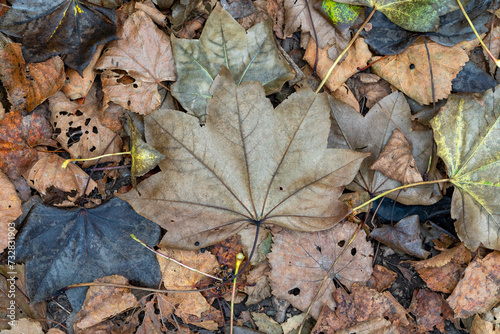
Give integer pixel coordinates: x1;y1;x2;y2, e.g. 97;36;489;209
430;87;500;251
171;5;294;120
119;68;368;249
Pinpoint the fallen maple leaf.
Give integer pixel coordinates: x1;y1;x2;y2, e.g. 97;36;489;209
119;68;368;249
268;221;373;319
171;5;295;120
95;10;176;115
370;129;423;185
371;38;469;105
0;0;117;73
430;87;500;251
448;251;500;318
0;171;21;254
0;43;65;113
370;215;430;259
328;91;442;205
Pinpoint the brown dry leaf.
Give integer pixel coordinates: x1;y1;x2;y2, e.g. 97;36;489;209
0;318;43;334
0;171;21;254
0;102;5;121
119;67;368;249
311;286;409;333
366;264;397;292
409;243;471;294
328;91;442;205
174;291;223;331
243;260;271;305
49;88;123;168
471;314;500;334
135;299;164;334
251;312;282;334
408;289;453;333
370;215;430;259
349;73;392;109
62;45;104;100
332;84;360;113
0;43;65;113
447;251;500;318
303;38;371;92
371;38;469;105
95;10;176;115
268;221;373;319
24;153;97;207
74;275;139;332
485;26;500;76
370;129;424;185
206;234;244;271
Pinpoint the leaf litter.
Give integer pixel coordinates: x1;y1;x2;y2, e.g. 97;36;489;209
0;1;499;333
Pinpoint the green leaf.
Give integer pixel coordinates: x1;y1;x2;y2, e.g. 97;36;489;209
430;87;500;251
335;0;471;32
316;0;362;28
0;0;117;73
171;4;295;121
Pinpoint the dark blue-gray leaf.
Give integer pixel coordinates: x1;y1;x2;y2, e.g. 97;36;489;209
15;197;161;310
452;61;498;93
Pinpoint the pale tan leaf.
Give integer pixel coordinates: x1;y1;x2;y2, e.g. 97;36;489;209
0;171;21;254
62;45;103;100
95;10;176;115
471;314;500;334
0;318;43;334
268;221;373;319
119;68;368;249
370;129;423;185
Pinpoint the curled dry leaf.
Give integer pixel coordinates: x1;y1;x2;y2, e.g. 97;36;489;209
370;215;430;259
471;314;500;334
303;38;372;92
371;38;469;105
430;87;500;251
268;221;373;319
24;153;98;207
366;264;397;292
409;243;471;294
0;171;21;254
370;129;423;185
95;10;176;115
447;251;500;318
119;68;368;249
49;89;123;168
74;275;139;332
0;43;65;113
328;91;442;205
171;5;295;120
349;73;392;109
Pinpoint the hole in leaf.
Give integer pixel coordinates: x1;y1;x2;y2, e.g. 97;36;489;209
59;111;68;116
75;110;83;116
316;246;322;253
85;118;91;126
279;186;284;191
90;146;96;152
338;240;345;247
194;241;200;246
92;126;98;134
127;100;131;106
66;126;82;147
133;83;138;88
288;288;300;296
409;64;415;70
351;248;357;256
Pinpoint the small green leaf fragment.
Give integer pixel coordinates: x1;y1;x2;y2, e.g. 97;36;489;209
319;0;362;26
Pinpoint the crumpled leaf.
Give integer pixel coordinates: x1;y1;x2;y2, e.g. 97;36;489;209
430;87;500;251
119;68;368;249
370;215;430;259
95;10;176;115
360;0;492;55
328;91;442;205
0;43;65;113
49;88;123;168
0;0;117;74
171;4;295;120
366;264;397;292
408;289;453;332
24;153;98;207
0;171;21;254
334;0;470;32
371;38;469;105
447;251;500;318
268;222;373;319
370;129;423;185
15;197;161;310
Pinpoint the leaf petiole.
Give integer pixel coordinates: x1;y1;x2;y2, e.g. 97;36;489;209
61;151;131;168
230;253;245;334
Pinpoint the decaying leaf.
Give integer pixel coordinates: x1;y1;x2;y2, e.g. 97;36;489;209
0;318;43;334
0;171;21;254
95;10;176;115
171;5;295;120
119;68;368;249
0;43;65;113
49;89;123;168
0;0;117;73
370;129;423;185
268;221;373;319
409;243;471;294
74;275;139;332
408;289;453;333
370;215;430;259
371;38;469;105
328;91;442;205
366;264;397;292
430;87;500;251
448;251;500;318
24;153;98;207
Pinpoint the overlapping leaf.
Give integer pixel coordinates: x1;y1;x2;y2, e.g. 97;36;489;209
430;87;500;251
171;5;295;121
0;0;117;73
119;68;368;249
